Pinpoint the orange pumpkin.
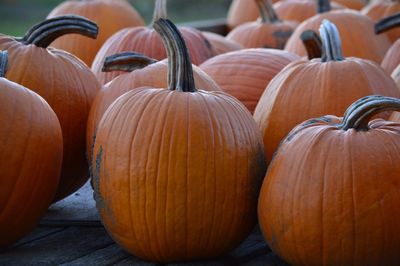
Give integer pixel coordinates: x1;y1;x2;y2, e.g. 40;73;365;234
0;51;63;248
332;0;365;10
226;0;297;49
87;52;221;161
0;16;101;201
200;48;300;113
259;95;400;265
377;13;400;74
254;20;400;165
285;8;391;63
47;0;145;67
92;18;266;262
393;64;400;88
202;31;243;55
91;0;215;81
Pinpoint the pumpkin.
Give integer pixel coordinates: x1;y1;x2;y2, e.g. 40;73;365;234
0;16;101;201
202;31;243;55
0;51;63;248
47;0;145;67
226;0;297;49
259;95;400;265
200;48;300;114
377;13;400;74
87;52;221;161
92;18;266;262
332;0;365;10
91;0;215;82
254;20;400;165
393;64;400;89
284;4;391;63
362;0;400;43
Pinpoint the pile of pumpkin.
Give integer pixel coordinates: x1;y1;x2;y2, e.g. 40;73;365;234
1;0;400;264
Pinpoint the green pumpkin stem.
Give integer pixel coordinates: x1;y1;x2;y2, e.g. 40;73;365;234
255;0;280;23
317;0;331;13
0;51;8;78
375;13;400;34
102;52;158;73
153;18;196;93
340;95;400;131
301;30;322;60
152;0;168;23
19;15;98;48
320;19;344;62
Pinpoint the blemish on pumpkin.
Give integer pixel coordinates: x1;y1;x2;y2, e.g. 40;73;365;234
92;146;103;208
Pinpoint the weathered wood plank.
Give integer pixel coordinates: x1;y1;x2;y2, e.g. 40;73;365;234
243;253;289;266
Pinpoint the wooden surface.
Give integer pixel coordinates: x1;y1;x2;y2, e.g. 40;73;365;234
0;182;289;266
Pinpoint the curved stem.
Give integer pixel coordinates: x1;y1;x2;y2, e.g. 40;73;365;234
152;0;168;23
375;13;400;34
102;52;158;73
255;0;280;23
0;51;8;78
301;30;322;60
19;15;98;48
339;95;400;131
153;18;196;92
317;0;331;13
320;19;344;62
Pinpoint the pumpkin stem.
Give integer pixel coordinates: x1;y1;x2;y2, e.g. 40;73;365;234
317;0;331;13
375;13;400;34
152;0;168;23
255;0;280;23
18;15;98;48
0;51;8;78
153;18;196;93
340;95;400;131
320;20;344;62
102;52;158;73
301;30;322;60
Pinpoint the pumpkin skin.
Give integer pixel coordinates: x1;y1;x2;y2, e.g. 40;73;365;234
255;20;400;165
200;48;300;114
284;10;391;63
259;95;400;266
92;18;266;263
378;14;400;74
332;0;364;10
0;51;63;248
47;0;145;67
202;31;243;55
0;17;101;201
87;54;221;160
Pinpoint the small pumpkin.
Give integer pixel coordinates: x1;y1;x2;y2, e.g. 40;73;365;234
0;16;101;201
226;0;297;49
376;13;400;74
254;20;400;165
259;95;400;265
202;31;243;55
200;48;300;113
47;0;145;67
0;51;63;248
92;18;266;262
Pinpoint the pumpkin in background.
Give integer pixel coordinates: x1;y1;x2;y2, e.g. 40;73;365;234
226;0;297;49
91;0;215;83
87;52;221;161
377;13;400;74
259;95;400;265
284;2;391;63
333;0;364;10
0;51;63;248
227;0;264;30
254;20;400;165
202;32;243;55
362;0;400;42
200;48;300;114
47;0;145;67
92;18;266;262
0;16;101;201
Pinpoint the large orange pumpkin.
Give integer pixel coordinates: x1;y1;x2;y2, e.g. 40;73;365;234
200;48;300;113
91;0;215;82
92;18;266;262
0;16;101;201
259;95;400;265
226;0;297;49
0;51;63;248
377;13;400;74
87;52;221;161
47;0;145;67
284;9;391;63
254;20;400;165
